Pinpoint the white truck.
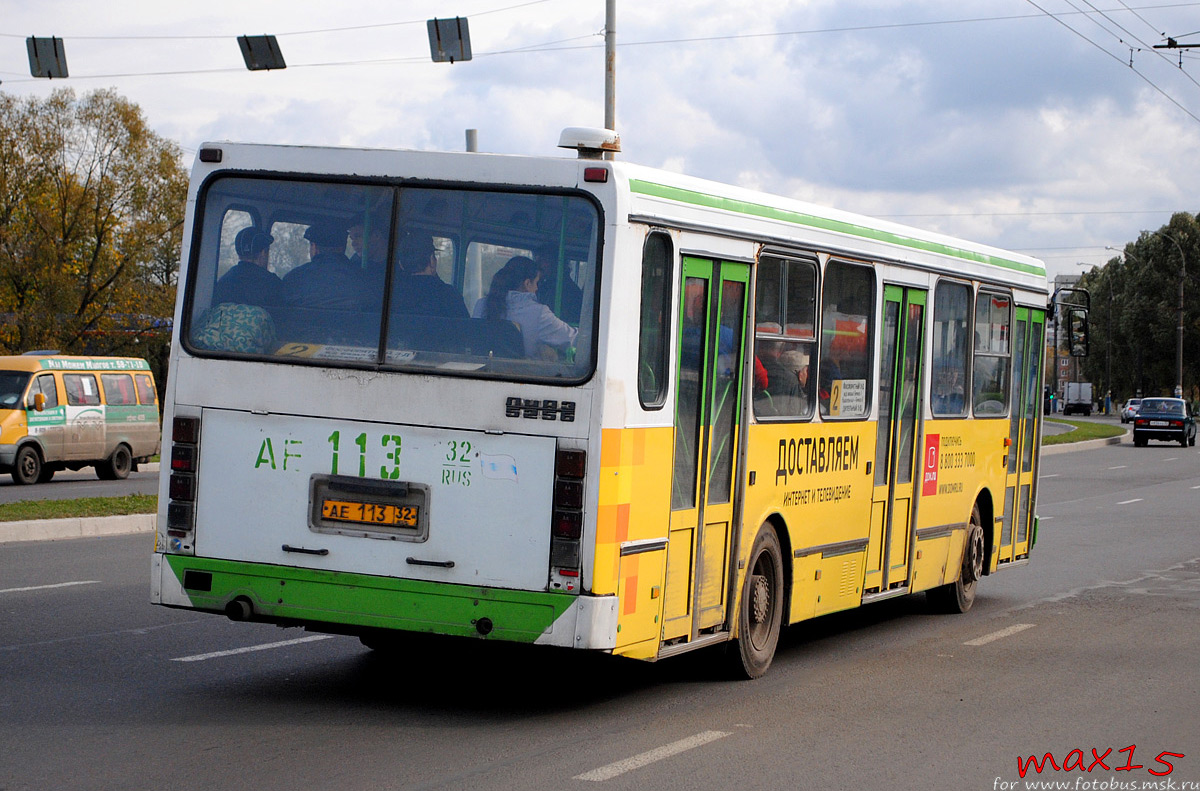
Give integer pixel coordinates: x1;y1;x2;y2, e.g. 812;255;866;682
1063;381;1093;416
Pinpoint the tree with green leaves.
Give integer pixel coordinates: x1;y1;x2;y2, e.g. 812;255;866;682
0;88;187;377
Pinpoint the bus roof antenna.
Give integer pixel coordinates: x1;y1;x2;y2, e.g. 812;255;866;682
558;127;621;160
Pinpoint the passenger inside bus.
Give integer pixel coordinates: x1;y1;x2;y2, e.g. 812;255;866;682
212;227;282;313
473;256;578;358
388;233;469;319
348;217;389;300
535;246;583;325
282;223;365;311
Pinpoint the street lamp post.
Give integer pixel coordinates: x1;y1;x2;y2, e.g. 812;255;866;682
1154;232;1187;398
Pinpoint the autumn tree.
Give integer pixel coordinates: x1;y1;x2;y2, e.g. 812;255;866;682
0;88;187;368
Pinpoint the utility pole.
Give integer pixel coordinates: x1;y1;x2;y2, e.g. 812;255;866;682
604;0;617;159
1154;231;1187;398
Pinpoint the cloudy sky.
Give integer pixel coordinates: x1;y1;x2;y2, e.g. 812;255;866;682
3;0;1199;278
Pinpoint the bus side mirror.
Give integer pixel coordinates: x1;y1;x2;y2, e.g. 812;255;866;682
32;392;45;412
1067;308;1089;358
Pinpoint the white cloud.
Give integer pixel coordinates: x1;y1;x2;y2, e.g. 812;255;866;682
3;0;1199;276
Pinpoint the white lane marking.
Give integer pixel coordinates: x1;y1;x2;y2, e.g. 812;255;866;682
1108;465;1127;470
1191;485;1200;490
964;624;1035;646
1039;516;1055;521
0;580;100;595
1163;457;1178;462
171;634;333;662
574;731;732;782
1117;498;1143;505
1041;473;1060;478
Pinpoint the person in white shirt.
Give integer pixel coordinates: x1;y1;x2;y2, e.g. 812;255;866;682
472;256;577;358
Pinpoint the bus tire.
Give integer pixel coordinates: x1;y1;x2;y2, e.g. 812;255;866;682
928;504;985;614
97;444;133;480
12;445;42;485
728;525;784;679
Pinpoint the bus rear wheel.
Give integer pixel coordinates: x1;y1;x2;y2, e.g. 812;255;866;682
728;525;784;679
12;445;42;485
928;504;985;614
97;444;133;480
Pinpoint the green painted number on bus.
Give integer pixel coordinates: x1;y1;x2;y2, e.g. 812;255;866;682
381;435;401;479
446;440;472;463
328;430;369;477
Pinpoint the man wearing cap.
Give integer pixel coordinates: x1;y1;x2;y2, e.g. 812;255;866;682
282;222;364;310
388;233;468;319
213;227;283;311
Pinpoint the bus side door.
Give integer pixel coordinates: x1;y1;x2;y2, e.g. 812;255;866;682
999;307;1044;563
866;285;927;593
662;257;749;642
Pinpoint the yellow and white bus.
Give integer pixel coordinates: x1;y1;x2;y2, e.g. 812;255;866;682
151;130;1048;677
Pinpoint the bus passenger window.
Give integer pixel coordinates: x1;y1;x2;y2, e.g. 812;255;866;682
931;281;971;417
637;232;672;408
818;261;874;418
973;291;1012;416
754;255;816;420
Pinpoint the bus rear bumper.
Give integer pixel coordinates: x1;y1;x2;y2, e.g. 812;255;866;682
151;553;616;648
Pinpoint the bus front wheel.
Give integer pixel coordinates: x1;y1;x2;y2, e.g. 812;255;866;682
729;525;784;679
928;504;984;614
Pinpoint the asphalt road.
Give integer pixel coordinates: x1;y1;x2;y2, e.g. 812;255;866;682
0;466;159;503
1;441;1197;791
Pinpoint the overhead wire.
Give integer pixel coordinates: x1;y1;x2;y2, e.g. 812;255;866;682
1022;0;1200;125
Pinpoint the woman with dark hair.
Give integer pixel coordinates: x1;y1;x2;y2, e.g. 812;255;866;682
472;256;578;358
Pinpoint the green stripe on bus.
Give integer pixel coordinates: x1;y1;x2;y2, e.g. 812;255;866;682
629;179;1045;277
164;555;575;642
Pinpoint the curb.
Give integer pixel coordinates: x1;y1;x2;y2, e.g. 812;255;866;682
1041;432;1127;455
0;513;156;544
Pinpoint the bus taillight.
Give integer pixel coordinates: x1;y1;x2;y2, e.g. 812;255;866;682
166;415;200;548
549;447;586;591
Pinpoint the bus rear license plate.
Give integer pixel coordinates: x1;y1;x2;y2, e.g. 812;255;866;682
321;499;420;527
1150;420;1169;427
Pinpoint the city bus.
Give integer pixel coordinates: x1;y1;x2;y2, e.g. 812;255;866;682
151;129;1049;678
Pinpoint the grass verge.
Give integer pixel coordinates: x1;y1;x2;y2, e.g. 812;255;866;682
1043;418;1126;446
0;494;156;522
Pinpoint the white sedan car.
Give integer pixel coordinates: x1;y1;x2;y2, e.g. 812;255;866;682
1120;398;1142;423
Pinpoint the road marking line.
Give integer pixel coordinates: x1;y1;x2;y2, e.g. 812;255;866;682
0;580;100;595
574;731;731;781
964;624;1035;646
171;635;333;662
1041;473;1060;478
1117;498;1143;505
1191;485;1200;490
1108;465;1127;470
1163;457;1178;462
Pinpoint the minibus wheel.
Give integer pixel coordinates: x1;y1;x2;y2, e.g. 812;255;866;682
12;445;42;485
97;444;133;480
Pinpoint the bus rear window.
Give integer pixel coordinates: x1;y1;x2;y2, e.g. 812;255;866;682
185;177;600;383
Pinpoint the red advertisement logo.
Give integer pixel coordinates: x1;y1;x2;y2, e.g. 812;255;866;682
922;434;939;496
